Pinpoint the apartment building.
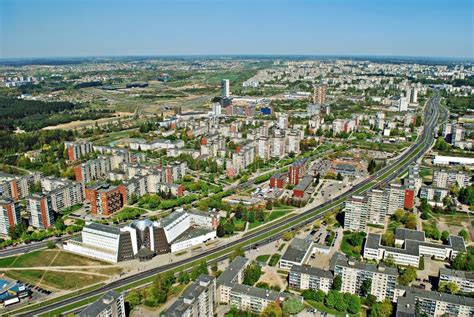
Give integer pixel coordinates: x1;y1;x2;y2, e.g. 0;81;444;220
432;169;471;189
420;186;449;204
74;156;112;183
85;184;127;216
367;189;388;225
280;238;313;270
0;199;21;236
289;265;333;293
313;84;327;105
230;284;282;314
79;290;126;317
332;253;398;301
0;172;38;200
26;194;55;229
65;141;93;161
40;178;84;212
269;173;287;189
396;287;474;317
216;256;250;303
439;268;474;295
364;228;466;267
288;159;307;185
165;275;216;317
343;195;368;231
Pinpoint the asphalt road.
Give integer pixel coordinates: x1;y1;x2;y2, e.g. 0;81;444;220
18;94;441;316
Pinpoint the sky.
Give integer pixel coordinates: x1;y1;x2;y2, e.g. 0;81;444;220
1;0;473;59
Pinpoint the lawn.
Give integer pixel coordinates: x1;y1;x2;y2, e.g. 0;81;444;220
234;219;246;231
0;256;18;268
340;232;366;260
306;300;358;317
268;254;281;267
41;271;107;290
247;220;264;230
2;269;44;286
267;209;288;222
255;254;270;264
51;251;107;267
6;250;58;268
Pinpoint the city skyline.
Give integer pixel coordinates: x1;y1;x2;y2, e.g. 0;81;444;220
1;0;473;59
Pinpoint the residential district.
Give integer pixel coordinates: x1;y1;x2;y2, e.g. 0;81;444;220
0;57;473;317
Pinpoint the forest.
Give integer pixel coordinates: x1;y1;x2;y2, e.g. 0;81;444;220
0;97;114;131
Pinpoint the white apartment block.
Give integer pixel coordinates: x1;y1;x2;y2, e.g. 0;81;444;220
432;169;471;189
332;254;398;301
289;265;333;293
439;268;474;294
216;256;250;303
343;195;368;231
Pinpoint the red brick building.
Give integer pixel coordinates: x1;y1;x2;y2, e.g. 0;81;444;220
270;173;287;189
85;184;127;216
288;159;307;185
404;189;415;209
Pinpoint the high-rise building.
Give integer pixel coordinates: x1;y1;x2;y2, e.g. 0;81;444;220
79;290;126;317
332;253;398;301
411;87;418;103
221;79;230;98
0;198;21;236
367;189;388;226
165;275;216;317
343;195;368;231
85;184;127;216
313;84;327;105
398;96;408;111
212;103;222;117
289;265;333;293
64;141;94;161
26;194;55;229
433;169;471;189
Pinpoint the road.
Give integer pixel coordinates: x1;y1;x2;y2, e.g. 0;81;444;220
0;235;77;258
16;94;442;316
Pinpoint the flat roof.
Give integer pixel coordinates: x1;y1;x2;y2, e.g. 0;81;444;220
395;228;425;242
294;176;313;191
159;211;187;228
79;291;122;317
290;265;334;279
332;253;398;276
85;222;122;235
217;256;249;286
231;284;280;301
172;227;214;244
439;268;474;280
281;238;313;264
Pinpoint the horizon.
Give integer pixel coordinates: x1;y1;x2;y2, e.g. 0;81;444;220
1;0;473;59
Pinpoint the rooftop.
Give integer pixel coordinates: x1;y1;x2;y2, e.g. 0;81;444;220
230;283;280;301
217;256;249;286
281;238;313;264
79;291;122;317
290;264;334;279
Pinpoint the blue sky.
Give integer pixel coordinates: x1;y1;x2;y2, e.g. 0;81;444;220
1;0;472;58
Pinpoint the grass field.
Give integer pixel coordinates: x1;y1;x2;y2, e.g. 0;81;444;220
255;254;270;264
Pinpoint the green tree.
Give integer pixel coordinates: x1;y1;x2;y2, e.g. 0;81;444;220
334;292;347;312
282;297;304;314
332;275;342;291
370;299;393;317
361;279;372;297
55;218;66;231
178;271;190;284
439;281;459;294
381;231;395;247
125;289;141;309
398;266;417;286
441;230;450;243
262;302;283;317
346;293;362;314
314;289;325;302
458;229;468;241
243;261;262;286
229;248;245;261
325;290;337;308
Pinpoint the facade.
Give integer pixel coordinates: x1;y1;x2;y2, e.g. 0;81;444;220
74;156;112;183
343;195;368;231
79;290;125;317
0;199;21;236
432;169;471;189
439;268;474;295
420;186;449;204
332;253;398;301
280;238;313;270
289;265;333;293
269;173;287;189
293;175;313;198
216;256;250;303
26;194;55;229
396;287;474;317
230;284;281;314
221;79;230;98
165;275;216;317
288;159;307;185
65;141;93;161
0;172;37;200
85;184;127;216
313;84;327;105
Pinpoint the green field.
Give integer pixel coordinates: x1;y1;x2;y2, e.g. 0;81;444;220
255;254;270;264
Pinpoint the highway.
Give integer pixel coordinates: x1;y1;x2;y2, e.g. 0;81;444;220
17;94;441;316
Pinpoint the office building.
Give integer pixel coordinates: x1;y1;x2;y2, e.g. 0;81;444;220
289;265;333;293
165;275;216;317
221;79;230;98
364;228;466;267
280;238;313;270
79;291;126;317
0;199;21;236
